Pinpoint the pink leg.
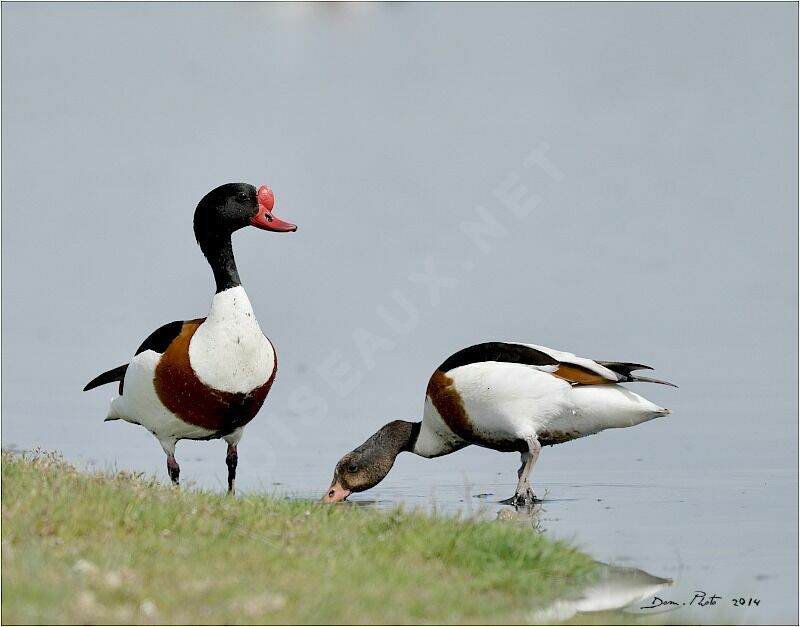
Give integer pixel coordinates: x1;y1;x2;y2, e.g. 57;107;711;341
225;444;238;494
510;437;541;508
167;454;180;485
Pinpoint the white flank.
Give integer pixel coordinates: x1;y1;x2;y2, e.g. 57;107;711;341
188;286;275;394
447;361;571;442
107;350;216;453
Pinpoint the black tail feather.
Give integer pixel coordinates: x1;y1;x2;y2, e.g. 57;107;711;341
597;360;654;375
628;374;678;388
83;364;128;393
596;360;676;388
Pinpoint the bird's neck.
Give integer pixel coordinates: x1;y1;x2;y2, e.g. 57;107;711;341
363;420;421;460
201;234;241;294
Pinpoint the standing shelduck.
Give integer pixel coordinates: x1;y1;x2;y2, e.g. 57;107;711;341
323;342;674;506
84;183;296;492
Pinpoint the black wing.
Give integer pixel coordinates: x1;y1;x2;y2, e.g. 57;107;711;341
595;361;653;375
436;345;677;387
83;319;196;394
134;320;186;355
438;342;558;373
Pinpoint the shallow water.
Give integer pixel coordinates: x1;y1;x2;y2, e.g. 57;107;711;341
3;2;797;624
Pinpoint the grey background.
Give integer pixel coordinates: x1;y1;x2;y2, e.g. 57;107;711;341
3;2;797;623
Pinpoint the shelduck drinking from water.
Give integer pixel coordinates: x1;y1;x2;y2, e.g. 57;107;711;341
84;183;296;492
323;342;675;507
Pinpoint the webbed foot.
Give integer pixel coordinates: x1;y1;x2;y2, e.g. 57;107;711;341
500;488;538;509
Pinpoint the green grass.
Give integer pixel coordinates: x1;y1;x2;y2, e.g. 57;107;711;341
2;450;598;625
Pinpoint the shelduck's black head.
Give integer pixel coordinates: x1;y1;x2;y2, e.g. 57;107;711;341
193;182;297;248
193;182;297;293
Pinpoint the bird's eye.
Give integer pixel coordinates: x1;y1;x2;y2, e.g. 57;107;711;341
347;463;358;474
237;192;249;201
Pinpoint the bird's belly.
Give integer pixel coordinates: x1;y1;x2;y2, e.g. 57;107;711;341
535;412;598;446
459;402;601;449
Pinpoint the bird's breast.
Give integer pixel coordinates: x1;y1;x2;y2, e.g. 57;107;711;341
188;286;276;394
154;317;276;433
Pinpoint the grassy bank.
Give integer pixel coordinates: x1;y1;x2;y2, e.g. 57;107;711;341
2;451;597;624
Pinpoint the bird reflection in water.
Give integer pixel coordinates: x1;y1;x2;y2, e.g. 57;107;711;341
496;504;673;622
